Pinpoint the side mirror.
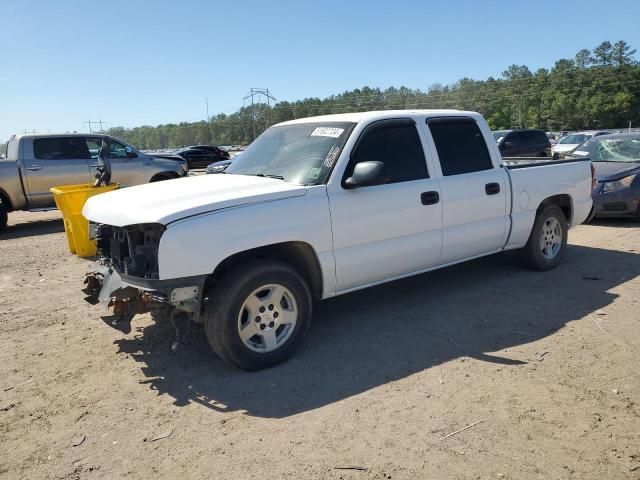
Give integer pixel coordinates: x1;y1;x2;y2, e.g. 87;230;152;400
344;161;386;188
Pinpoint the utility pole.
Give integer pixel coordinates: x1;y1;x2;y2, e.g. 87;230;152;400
205;97;211;144
243;88;276;140
84;119;108;134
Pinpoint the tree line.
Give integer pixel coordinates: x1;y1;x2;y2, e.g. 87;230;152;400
4;40;638;153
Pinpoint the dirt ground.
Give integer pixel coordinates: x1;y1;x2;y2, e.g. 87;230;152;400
0;210;639;480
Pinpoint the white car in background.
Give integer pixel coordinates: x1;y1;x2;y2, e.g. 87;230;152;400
552;131;610;159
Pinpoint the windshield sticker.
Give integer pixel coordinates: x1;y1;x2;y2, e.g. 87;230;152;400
311;127;344;138
324;145;341;167
308;167;321;180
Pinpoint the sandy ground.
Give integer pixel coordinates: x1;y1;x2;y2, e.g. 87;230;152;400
0;210;639;480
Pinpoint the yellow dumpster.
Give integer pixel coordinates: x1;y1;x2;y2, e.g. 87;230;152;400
50;183;119;257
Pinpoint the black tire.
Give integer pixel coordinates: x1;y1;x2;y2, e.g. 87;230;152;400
0;202;8;233
203;259;312;370
150;173;176;182
521;204;568;271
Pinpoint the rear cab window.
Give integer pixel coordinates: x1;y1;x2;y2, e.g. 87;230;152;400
33;137;89;160
427;117;493;176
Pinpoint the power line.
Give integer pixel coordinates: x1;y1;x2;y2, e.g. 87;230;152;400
243;88;276;140
84;119;108;133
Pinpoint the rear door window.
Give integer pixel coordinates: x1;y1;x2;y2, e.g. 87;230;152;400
33;137;89;160
508;131;523;146
427;118;493;176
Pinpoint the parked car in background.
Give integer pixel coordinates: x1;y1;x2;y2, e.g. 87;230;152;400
0;133;188;232
551;131;610;159
206;159;232;174
569;133;640;219
83;110;593;370
493;129;551;158
174;145;230;169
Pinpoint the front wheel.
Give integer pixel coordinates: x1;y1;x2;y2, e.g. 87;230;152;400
521;204;568;271
203;259;312;370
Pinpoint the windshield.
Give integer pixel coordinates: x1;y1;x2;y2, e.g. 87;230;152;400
575;137;640;162
559;133;590;145
225;122;355;185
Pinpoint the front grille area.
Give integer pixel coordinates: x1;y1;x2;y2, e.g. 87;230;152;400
96;224;164;279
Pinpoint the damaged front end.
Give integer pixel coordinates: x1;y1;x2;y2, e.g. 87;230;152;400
83;223;207;349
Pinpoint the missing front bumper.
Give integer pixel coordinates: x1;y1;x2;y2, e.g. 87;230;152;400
83;265;207;321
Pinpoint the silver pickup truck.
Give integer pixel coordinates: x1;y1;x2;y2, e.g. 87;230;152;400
0;133;188;232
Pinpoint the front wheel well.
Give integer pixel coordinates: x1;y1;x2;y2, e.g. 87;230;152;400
207;242;324;301
538;194;572;225
150;172;179;182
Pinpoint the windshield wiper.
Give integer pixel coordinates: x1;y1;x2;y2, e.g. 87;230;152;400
251;173;285;180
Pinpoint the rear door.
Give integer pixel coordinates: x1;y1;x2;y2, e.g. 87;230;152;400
426;117;509;263
23;137;93;207
328;119;443;292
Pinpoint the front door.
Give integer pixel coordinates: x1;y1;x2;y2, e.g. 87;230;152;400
426;117;509;264
328;119;443;293
23;137;93;207
85;137;146;187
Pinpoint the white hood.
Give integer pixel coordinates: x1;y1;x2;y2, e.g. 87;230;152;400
83;174;307;227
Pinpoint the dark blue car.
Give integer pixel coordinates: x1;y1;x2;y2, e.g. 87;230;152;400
570;133;640;219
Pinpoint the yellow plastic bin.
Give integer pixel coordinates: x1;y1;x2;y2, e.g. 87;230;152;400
50;183;119;257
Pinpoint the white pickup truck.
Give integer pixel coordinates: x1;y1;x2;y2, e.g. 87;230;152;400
83;110;594;370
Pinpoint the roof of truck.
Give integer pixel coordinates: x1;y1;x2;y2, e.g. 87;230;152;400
276;109;480;126
9;132;107;141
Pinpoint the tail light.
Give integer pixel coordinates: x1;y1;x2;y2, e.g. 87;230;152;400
590;162;596;192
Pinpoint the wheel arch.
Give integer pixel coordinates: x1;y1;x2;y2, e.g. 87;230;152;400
150;172;179;182
206;241;324;301
538;194;573;225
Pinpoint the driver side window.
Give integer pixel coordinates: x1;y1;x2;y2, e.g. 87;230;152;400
108;141;136;159
345;122;428;185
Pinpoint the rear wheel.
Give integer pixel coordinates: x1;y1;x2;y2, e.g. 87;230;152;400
203;259;312;370
521;204;568;271
0;202;8;233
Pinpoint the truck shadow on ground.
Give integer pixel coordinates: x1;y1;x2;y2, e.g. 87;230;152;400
586;218;640;229
0;218;65;240
114;244;639;418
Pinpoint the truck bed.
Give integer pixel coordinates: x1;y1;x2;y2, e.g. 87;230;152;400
502;156;593;250
502;156;591;169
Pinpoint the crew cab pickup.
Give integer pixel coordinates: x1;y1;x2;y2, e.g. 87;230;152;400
0;133;188;232
83;110;594;370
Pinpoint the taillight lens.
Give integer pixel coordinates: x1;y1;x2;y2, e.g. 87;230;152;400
590;163;596;192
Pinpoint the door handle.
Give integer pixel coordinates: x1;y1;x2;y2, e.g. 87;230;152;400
420;191;440;205
485;182;501;195
89;163;100;168
26;165;41;171
142;162;151;166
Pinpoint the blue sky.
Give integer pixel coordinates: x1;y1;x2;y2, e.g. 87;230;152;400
1;0;640;141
